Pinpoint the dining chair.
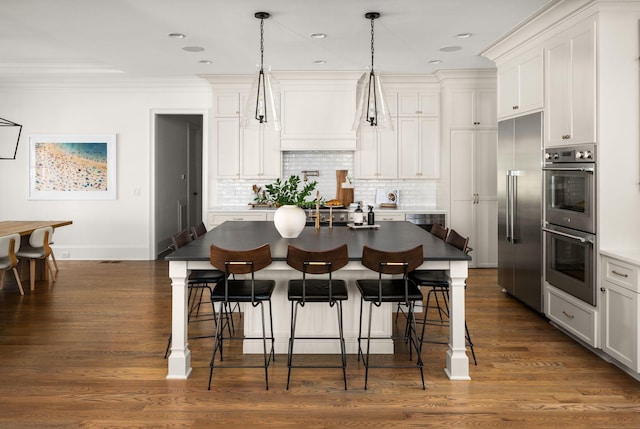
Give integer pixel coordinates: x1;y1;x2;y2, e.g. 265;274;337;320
0;234;25;295
286;244;349;390
16;226;56;291
208;243;276;390
164;230;226;359
356;245;425;390
408;229;477;365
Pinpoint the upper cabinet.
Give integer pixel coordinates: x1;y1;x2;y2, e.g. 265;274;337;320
213;90;281;179
397;91;440;117
545;17;596;147
449;88;497;129
497;48;544;120
398;117;440;179
355;120;398;179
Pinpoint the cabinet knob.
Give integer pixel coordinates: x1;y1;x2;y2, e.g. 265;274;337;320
512;105;519;110
561;134;571;140
600;287;606;292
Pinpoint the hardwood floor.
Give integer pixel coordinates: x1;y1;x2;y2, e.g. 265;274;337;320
1;261;639;428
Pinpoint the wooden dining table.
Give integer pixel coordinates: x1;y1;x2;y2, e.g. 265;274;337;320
166;220;472;382
0;220;73;237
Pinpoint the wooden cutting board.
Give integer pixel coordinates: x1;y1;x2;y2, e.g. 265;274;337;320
335;170;353;206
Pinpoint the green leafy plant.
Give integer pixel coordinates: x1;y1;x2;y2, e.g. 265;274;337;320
265;175;317;207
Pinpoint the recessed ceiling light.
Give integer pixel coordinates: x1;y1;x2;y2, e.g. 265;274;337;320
199;60;212;64
429;60;442;64
456;33;472;39
440;45;462;52
309;33;327;39
314;60;327;65
182;46;205;52
168;33;186;39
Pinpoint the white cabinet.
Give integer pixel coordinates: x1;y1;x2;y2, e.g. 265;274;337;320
497;48;544;119
449;129;498;268
397;91;440;117
213;90;281;179
449;88;497;129
545;284;599;347
600;255;640;373
207;211;268;229
545;17;596;146
241;124;281;179
398;117;440;179
355;119;398;179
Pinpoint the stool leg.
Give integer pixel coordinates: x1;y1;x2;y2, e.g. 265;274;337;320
335;300;347;390
286;300;298;390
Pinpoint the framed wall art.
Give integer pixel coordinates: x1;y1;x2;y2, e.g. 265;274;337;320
29;134;116;200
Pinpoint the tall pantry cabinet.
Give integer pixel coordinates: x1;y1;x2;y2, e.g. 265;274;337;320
439;71;498;268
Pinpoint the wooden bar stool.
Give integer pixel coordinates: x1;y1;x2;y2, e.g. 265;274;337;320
208;243;276;390
356;245;425;390
286;244;349;390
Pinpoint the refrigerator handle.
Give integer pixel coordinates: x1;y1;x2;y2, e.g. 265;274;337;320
505;172;512;243
510;173;517;244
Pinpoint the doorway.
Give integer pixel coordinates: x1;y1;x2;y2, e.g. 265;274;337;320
155;114;203;258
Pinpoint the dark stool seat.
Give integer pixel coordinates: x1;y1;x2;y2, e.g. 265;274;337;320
288;279;348;302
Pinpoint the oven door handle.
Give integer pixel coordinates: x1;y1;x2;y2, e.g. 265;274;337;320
542;227;593;244
542;166;594;173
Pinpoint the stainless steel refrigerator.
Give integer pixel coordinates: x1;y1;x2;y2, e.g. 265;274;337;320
497;112;543;312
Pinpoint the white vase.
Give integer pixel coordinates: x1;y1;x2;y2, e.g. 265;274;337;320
273;205;306;238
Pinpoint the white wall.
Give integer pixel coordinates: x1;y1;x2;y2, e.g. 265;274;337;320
0;78;212;260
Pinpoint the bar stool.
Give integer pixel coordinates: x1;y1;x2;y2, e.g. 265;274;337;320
409;229;477;365
286;244;349;390
356;245;425;390
208;243;276;390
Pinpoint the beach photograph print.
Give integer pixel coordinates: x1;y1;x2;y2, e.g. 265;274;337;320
29;134;116;200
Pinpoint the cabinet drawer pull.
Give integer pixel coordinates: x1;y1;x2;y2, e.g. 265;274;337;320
562;310;575;320
232;217;244;221
561;134;571;140
611;270;629;278
382;217;394;221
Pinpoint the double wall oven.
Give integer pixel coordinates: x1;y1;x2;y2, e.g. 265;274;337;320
542;144;597;305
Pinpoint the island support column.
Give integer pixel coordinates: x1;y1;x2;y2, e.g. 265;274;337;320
167;261;192;379
445;260;471;380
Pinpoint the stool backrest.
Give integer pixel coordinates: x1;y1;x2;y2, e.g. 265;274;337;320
210;243;272;275
430;223;448;241
361;245;424;275
445;229;469;254
191;222;207;239
171;230;193;250
286;244;348;275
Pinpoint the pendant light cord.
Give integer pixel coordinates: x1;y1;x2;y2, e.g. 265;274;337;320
370;17;375;70
260;17;265;72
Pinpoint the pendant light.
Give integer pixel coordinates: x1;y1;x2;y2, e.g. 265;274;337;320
245;12;280;131
0;117;22;160
353;12;392;131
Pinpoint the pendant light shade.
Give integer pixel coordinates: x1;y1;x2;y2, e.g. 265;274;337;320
245;12;280;131
353;12;392;131
0;117;22;160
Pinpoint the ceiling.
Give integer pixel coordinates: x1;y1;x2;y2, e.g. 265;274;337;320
0;0;555;81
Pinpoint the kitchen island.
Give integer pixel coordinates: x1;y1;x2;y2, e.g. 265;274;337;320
166;221;471;381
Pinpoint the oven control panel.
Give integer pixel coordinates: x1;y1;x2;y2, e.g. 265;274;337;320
545;144;596;163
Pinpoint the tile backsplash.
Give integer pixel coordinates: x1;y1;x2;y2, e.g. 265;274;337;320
216;151;439;208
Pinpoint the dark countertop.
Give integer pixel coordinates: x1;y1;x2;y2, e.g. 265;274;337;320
166;221;471;262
